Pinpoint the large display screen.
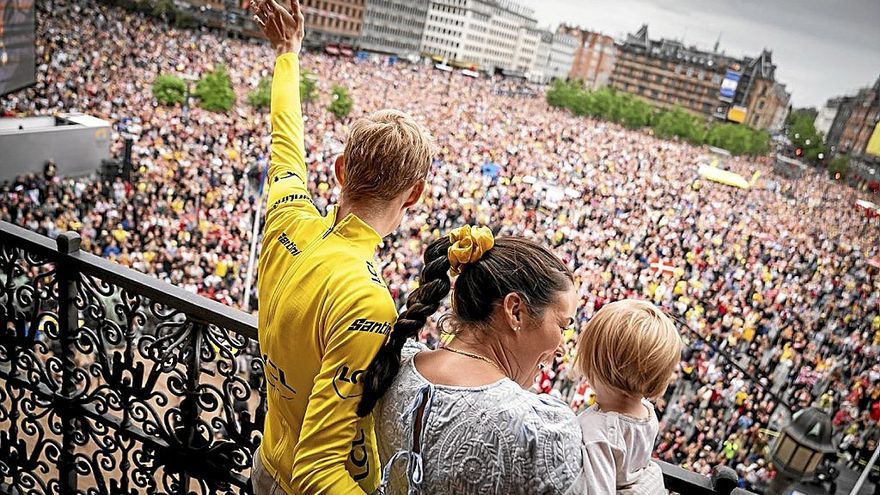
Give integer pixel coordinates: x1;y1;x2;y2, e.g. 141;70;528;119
0;0;36;97
719;69;740;102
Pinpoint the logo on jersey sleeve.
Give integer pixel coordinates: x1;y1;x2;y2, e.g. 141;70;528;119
271;193;311;210
347;318;392;335
365;261;385;287
273;171;303;184
278;232;301;256
349;429;371;482
263;354;297;400
333;364;366;399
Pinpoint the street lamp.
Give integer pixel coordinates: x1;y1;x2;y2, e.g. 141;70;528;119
121;132;139;184
303;72;318;113
767;407;836;495
181;73;199;124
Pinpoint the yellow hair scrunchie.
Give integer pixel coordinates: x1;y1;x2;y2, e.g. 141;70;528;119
448;225;495;276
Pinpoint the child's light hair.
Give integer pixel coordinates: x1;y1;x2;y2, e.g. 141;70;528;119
342;109;434;202
575;299;683;399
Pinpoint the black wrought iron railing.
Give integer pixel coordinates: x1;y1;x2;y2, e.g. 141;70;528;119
0;221;263;494
660;462;754;495
0;220;752;494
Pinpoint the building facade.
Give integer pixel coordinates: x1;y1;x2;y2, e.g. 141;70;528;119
529;27;576;83
814;98;842;138
420;0;538;74
609;25;788;130
743;78;790;132
300;0;365;47
529;30;554;83
826;77;880;158
360;0;430;56
546;28;578;81
561;26;616;89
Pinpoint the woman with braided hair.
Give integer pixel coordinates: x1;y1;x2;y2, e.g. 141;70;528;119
358;225;589;494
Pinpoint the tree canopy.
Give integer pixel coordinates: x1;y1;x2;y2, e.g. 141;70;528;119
547;80;771;157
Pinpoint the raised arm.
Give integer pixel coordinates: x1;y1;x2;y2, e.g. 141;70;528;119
253;0;311;217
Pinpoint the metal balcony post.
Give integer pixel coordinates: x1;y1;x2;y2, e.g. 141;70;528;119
56;232;81;495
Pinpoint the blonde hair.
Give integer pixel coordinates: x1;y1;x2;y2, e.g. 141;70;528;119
342;109;434;202
575;299;683;399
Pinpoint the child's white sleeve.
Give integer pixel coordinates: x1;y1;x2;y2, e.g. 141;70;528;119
578;411;622;494
581;440;620;494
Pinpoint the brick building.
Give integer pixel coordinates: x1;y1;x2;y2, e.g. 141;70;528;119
826;77;880;159
560;26;616;90
609;25;788;130
300;0;365;47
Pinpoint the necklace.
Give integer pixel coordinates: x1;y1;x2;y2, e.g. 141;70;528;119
441;346;504;373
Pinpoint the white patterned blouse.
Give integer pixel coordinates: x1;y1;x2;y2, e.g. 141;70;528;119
374;342;588;495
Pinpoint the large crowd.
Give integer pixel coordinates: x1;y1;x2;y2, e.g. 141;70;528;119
1;0;879;492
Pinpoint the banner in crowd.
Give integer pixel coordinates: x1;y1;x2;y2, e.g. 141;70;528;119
698;164;751;189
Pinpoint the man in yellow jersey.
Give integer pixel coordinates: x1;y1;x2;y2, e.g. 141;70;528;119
250;1;434;493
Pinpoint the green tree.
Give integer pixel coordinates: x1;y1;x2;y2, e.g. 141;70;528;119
546;80;581;109
653;106;706;145
327;84;353;120
194;64;235;113
787;109;825;162
749;129;771;156
247;77;272;109
300;69;318;106
590;87;617;121
174;10;197;29
618;95;654;129
544;77;769;157
828;155;850;178
152;0;175;20
706;123;770;157
151;74;187;106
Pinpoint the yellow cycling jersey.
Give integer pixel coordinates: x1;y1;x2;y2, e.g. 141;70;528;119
257;53;396;495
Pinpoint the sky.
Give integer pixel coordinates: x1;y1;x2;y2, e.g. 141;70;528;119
519;0;880;108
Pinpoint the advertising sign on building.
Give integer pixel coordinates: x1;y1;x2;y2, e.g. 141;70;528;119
719;69;741;102
866;122;880;157
727;105;748;124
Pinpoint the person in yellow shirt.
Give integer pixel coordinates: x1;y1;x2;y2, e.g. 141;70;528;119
250;2;434;494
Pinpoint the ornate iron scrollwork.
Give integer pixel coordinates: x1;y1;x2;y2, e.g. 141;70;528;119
0;230;265;495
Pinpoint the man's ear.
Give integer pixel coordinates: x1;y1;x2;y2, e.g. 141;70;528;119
402;180;425;208
334;155;345;187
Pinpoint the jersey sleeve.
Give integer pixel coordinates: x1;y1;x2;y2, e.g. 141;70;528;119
266;53;318;224
290;289;395;494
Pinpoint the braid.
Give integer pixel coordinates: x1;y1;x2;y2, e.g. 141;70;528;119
357;238;453;417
